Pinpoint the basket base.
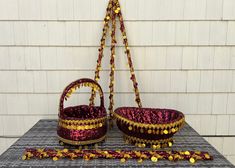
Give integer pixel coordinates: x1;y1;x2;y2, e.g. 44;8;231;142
58;135;106;146
123;133;174;149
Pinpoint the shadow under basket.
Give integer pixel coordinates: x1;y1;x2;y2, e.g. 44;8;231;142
57;78;107;146
112;107;185;149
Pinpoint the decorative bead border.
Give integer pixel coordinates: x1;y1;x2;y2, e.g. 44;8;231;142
58;120;106;130
65;82;103;100
22;148;213;164
59;117;107;125
112;111;185;132
123;134;174;149
58;135;106;146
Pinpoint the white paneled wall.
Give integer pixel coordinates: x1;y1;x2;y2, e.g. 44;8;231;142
0;0;235;164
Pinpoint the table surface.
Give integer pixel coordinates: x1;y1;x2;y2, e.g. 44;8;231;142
0;119;234;168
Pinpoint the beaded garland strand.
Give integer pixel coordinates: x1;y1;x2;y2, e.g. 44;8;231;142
22;148;213;164
108;0;117;116
89;0;142;122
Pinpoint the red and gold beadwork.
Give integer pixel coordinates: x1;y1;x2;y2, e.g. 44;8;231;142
58;78;107;146
22;148;213;164
113;107;185;148
89;0;142;119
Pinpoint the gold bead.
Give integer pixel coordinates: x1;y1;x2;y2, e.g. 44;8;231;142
53;157;58;161
142;143;146;148
124;154;131;158
140;129;144;133
120;158;126;163
163;130;168;134
148;130;152;134
151;156;158;162
189;157;196;164
22;155;27;160
137;158;143;163
171;128;176;133
99;123;103;127
128;126;133;131
168;155;173;161
106;16;110;20
104;151;108;154
152;145;157;149
156;144;161;149
63;148;68;152
205;154;210;159
184;151;190;155
168;142;173;147
115;10;119;14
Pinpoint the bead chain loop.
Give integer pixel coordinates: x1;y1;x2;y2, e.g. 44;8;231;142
89;0;142;117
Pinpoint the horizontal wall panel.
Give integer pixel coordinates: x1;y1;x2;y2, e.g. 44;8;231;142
0;0;232;21
0;70;234;93
1;46;235;70
0;21;235;46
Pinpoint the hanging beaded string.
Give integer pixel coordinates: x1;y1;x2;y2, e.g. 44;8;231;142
89;0;112;106
115;0;142;108
90;0;142;116
108;0;117;117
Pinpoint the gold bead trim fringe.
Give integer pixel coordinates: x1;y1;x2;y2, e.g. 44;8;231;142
58;121;105;130
123;133;173;148
59;117;107;125
65;82;103;100
58;135;106;146
112;111;185;131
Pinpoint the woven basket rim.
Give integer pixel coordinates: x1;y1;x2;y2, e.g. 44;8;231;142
113;107;184;125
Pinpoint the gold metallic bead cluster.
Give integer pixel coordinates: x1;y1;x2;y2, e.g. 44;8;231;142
66;82;102;100
59;117;107;126
58;120;105;130
123;134;174;149
112;111;185;134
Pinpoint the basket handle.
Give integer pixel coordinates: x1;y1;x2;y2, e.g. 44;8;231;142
59;78;104;115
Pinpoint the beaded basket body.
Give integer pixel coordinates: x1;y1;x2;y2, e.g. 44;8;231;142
57;78;107;145
113;107;185;148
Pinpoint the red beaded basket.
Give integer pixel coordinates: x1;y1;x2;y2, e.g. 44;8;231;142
57;78;107;145
112;107;185;149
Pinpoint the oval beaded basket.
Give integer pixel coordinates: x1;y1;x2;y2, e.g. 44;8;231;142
57;78;107;145
112;107;185;149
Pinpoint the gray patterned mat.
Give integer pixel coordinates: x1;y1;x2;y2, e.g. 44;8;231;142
0;120;234;168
